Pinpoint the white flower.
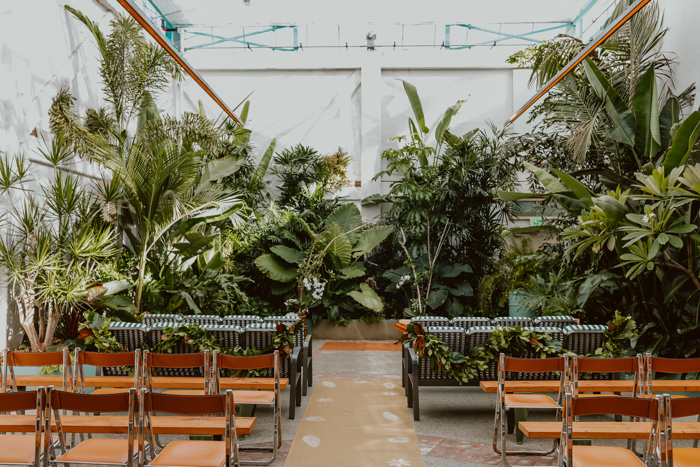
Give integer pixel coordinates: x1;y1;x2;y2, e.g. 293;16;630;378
643;215;649;223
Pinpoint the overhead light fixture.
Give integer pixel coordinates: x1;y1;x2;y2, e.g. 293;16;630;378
508;0;651;125
115;0;242;125
366;31;376;51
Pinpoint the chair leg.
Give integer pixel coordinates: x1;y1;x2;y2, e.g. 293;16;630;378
289;381;296;419
514;409;529;445
411;358;420;421
238;402;279;466
494;405;559;458
406;373;413;408
301;349;308;398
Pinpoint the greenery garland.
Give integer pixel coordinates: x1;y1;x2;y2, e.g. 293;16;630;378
396;312;637;384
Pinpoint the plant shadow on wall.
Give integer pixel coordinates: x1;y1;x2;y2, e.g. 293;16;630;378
500;0;700;357
363;81;522;319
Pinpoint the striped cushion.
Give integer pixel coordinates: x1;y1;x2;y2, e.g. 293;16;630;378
427;326;464;333
563;324;606;334
534;315;576;323
535;326;564;334
201;324;244;333
410;316;449;323
182;315;222;323
264;316;299;322
108;322;149;331
226;315;261;320
141;314;182;323
244;323;277;331
148;321;182;329
451;317;491;324
492;317;533;327
466;326;496;334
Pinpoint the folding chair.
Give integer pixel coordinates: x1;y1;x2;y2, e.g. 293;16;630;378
660;394;700;467
1;349;72;393
560;394;660;467
212;350;280;465
572;355;644;398
493;354;568;465
0;388;46;466
139;390;238;467
73;349;141;395
46;388;140;467
143;351;211;395
646;355;700;449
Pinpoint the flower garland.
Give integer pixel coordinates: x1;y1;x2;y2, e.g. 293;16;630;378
396;320;563;385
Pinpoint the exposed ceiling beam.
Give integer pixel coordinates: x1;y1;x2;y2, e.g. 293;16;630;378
115;0;242;125
508;0;650;125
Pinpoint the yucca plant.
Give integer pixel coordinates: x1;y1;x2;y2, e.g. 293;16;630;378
0;134;118;352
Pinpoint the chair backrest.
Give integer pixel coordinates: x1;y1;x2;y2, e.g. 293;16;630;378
244;323;277;350
450;317;491;332
222;315;263;328
409;316;450;329
212;350;279;394
74;349;140;393
426;326;467;353
661;395;700;466
141;314;182;326
202;325;243;351
533;315;578;329
2;348;71;392
143;351;210;392
108;322;149;352
563;394;660;464
573;355;643;396
492;317;533;328
563;324;606;355
646;354;700;397
0;388;44;465
182;315;222;326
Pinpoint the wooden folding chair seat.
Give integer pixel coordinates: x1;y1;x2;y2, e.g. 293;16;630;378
73;349;141;395
213;350;281;465
0;388;47;466
1;349;71;392
661;395;700;467
46;388;140;467
561;395;660;467
645;355;700;398
140;390;238;467
493;354;568;465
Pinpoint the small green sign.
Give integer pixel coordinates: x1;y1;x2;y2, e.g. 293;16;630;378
531;218;544;227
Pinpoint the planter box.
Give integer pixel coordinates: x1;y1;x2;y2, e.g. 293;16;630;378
508;291;534;319
312;320;399;341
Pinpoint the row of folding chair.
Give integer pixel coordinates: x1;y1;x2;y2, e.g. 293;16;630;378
1;350;284;466
493;353;700;466
0;386;243;467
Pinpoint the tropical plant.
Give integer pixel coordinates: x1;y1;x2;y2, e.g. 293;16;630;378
254;203;392;323
78;311;123;353
0;135;118;352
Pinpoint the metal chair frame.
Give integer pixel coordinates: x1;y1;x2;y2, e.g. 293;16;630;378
73;349;142;395
139;389;238;467
1;349;72;393
46;387;139;467
494;354;569;466
0;387;46;466
212;350;280;466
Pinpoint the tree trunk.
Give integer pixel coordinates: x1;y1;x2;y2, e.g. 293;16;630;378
16;286;42;352
42;308;61;353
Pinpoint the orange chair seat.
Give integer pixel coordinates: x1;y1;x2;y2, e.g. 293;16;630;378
504;394;560;409
572;445;644;467
232;390;276;405
163;390;206;396
55;438;140;464
90;388;132;395
149;440;227;467
0;434;51;464
575;394;621;398
671;447;700;467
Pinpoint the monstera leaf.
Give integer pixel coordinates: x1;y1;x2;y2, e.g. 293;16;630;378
347;283;384;312
255;254;297;282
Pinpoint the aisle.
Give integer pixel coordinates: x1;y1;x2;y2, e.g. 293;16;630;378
284;379;425;467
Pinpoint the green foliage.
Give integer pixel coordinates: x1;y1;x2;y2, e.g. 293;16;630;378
79;311;123;353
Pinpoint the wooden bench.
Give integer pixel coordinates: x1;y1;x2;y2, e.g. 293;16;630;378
0;414;256;435
13;375;289;390
480;380;700;393
519;421;700;440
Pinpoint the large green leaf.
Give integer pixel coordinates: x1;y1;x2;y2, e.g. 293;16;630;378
583;58;636;150
449;281;474;297
239;100;250;124
444;298;464;317
663;111;700;172
206;155;246;181
270;245;305;265
593;195;629;222
101;281;133;296
352;226;393;258
426;287;449;309
254;254;297;282
659;97;680;151
347;283;384;312
174;232;219;258
326;233;352;268
631;66;661;161
402;81;429;134
523;162;567;193
441;263;472;278
202;251;226;272
271;281;296;295
339;265;366;279
550;169;593;207
434;101;464;144
325;203;362;244
252;139;276;184
507;225;561;234
552;192;588;216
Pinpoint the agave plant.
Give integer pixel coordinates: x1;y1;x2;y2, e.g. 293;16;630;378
0;134;118;352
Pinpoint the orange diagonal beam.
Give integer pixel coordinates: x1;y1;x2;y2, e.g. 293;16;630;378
115;0;241;125
509;0;651;124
